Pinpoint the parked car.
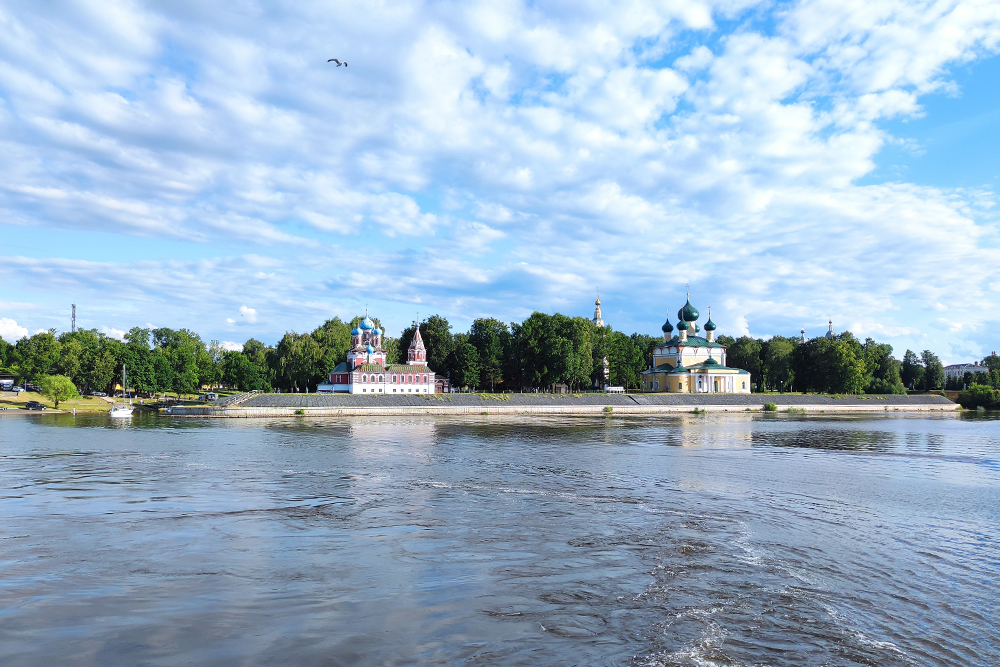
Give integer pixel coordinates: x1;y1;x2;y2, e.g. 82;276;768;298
12;386;25;393
90;391;107;397
25;401;46;411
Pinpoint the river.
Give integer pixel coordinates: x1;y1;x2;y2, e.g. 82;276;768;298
1;413;997;666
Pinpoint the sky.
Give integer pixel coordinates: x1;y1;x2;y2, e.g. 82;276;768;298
1;0;999;363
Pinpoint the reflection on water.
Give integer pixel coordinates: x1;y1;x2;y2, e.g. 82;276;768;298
1;413;998;666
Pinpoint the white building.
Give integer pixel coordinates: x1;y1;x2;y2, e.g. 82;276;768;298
944;361;990;381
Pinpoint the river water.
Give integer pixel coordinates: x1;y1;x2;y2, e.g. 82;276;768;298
1;413;997;666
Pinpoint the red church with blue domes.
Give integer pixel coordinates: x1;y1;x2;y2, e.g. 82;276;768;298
318;311;436;394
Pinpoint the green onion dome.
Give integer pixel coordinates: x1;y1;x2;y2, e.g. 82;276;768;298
661;320;674;334
680;299;700;322
676;320;687;332
693;323;701;333
704;317;716;331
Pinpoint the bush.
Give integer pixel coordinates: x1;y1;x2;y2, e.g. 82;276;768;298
957;384;998;410
866;378;905;395
763;402;777;412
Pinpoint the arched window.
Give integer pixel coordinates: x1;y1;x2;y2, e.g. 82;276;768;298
362;375;367;383
392;375;397;383
408;374;413;383
379;375;385;383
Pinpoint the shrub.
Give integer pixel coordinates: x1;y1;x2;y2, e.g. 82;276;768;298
957;384;998;410
763;402;777;412
603;406;613;413
294;409;305;415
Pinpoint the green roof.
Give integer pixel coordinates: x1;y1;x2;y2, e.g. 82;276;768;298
355;363;386;372
387;364;434;373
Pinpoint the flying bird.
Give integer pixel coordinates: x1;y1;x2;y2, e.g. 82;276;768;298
327;59;347;67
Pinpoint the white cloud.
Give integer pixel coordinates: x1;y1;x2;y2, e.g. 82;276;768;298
220;340;243;351
101;326;125;340
238;306;258;324
0;318;29;342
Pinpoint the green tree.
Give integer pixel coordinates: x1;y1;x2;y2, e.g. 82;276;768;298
469;318;510;391
921;350;944;390
243;338;272;389
383;337;400;365
15;331;61;382
791;335;867;394
863;339;904;394
271;332;324;392
761;337;796;392
727;337;763;390
39;374;78;408
607;330;645;390
398;315;455;375
450;338;481;389
151;350;174;393
56;338;85;386
0;337;12;367
901;349;924;390
311;317;354;374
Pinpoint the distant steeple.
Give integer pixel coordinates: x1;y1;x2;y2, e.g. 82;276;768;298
593;289;605;328
408;321;428;366
801;328;806;343
826;319;834;339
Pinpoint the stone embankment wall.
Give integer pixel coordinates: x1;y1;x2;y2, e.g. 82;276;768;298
165;393;958;417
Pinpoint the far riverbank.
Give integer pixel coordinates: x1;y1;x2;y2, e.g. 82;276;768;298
165;392;957;418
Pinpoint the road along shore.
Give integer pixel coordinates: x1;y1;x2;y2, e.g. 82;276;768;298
164;393;959;418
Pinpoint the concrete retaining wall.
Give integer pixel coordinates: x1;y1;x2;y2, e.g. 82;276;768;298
165;402;959;418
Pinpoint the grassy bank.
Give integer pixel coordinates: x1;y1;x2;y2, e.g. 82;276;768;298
0;392;158;413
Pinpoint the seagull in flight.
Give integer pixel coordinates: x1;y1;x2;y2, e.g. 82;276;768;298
327;58;347;67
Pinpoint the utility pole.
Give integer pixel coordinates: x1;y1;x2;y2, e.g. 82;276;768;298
71;304;76;333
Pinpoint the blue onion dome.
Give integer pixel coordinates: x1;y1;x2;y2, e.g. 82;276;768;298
360;316;374;330
351;326;361;335
680;299;699;322
366;344;374;354
661;320;674;333
704;317;716;331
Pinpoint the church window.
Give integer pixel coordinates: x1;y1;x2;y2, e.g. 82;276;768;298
362;375;367;383
392;375;397;383
379;375;385;383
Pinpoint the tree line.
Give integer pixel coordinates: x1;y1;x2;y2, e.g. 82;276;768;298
2;311;994;396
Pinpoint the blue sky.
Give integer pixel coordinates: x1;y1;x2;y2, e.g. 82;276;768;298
1;0;999;363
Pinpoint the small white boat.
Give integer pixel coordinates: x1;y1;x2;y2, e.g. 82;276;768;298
109;364;134;418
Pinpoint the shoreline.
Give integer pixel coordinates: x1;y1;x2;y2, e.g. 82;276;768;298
165;393;959;417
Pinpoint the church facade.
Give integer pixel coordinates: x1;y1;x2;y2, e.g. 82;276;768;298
641;294;751;393
319;312;436;394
